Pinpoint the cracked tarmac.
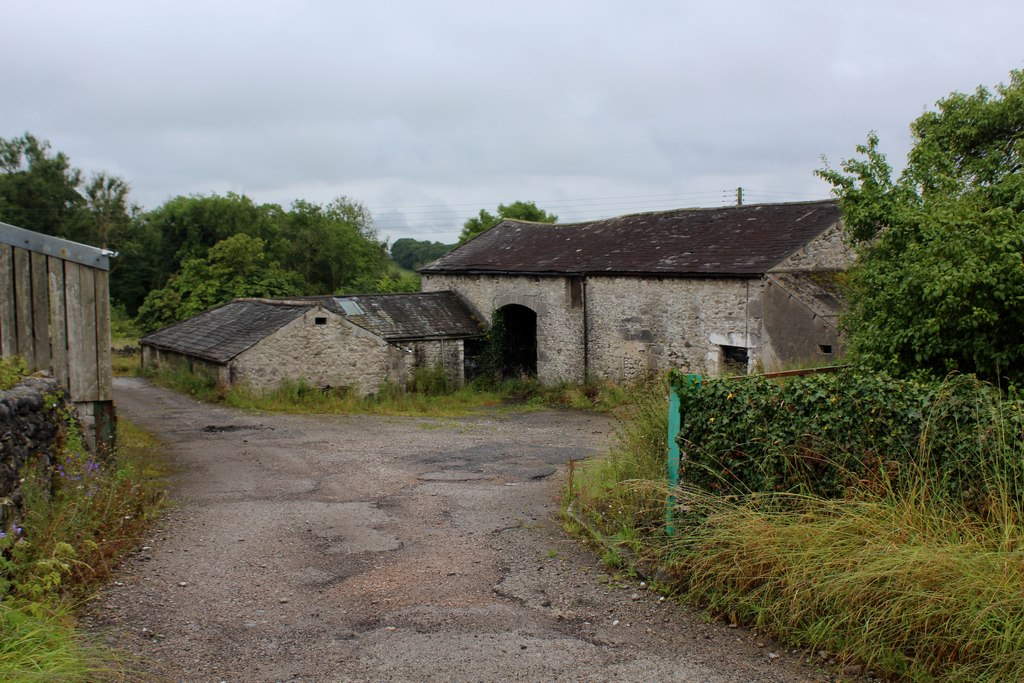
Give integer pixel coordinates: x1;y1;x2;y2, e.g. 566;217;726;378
84;377;828;682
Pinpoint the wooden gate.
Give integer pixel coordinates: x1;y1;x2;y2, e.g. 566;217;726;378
0;221;115;449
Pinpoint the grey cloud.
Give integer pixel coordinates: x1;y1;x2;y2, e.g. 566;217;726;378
3;0;1022;242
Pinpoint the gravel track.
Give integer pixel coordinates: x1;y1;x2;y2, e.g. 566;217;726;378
85;377;829;682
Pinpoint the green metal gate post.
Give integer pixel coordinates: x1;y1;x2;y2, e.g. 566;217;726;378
666;387;681;535
666;374;700;536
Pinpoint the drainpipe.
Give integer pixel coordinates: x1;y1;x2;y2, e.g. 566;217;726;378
582;276;590;381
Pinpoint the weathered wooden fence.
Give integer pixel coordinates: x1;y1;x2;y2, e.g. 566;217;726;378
0;221;115;449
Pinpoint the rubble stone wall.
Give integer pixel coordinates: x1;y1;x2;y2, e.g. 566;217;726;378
0;377;67;531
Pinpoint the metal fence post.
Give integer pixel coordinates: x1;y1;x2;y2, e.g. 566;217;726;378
666;386;682;535
666;374;700;536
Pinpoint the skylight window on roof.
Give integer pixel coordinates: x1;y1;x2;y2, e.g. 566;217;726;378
334;298;365;315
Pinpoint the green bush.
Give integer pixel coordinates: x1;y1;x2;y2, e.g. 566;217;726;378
671;369;1024;513
408;363;452;396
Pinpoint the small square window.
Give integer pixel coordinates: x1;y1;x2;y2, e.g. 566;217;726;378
314;317;328;326
720;345;748;375
819;344;833;354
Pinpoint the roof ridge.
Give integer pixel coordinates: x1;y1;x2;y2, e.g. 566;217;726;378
421;200;843;277
498;199;837;229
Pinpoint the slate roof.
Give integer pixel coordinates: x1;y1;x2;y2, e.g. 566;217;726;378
140;291;482;363
420;200;841;277
140;300;311;364
325;291;482;341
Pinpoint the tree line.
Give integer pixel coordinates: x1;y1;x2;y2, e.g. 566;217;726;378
389;201;559;270
0;134;414;332
0;133;565;335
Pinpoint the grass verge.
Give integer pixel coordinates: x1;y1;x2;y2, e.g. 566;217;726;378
567;373;1024;682
663;486;1024;681
0;413;167;682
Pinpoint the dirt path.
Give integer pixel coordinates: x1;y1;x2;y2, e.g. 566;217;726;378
87;378;827;682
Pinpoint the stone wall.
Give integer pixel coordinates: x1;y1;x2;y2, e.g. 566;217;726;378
773;223;853;271
387;338;466;388
423;272;766;382
142;305;471;397
586;275;762;379
231;307;390;396
421;273;585;383
0;377;67;532
422;224;853;384
761;278;844;371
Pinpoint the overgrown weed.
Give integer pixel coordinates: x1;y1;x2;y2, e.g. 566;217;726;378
110;350;140;378
0;410;167;682
567;371;1024;681
0;356;30;391
666;482;1024;681
144;364;220;402
569;375;669;538
149;364;659;417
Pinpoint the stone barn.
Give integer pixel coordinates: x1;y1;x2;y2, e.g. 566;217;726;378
419;200;851;382
140;291;483;395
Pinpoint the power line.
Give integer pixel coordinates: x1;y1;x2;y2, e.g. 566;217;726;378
368;189;730;212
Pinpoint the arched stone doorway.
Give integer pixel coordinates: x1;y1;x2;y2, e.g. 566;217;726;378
498;304;537;378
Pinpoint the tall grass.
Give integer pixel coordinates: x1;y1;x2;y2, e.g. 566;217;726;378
0;414;166;682
568;373;1024;681
149;363;655;417
568;376;669;544
110;349;140;378
666;482;1024;681
144;363;221;402
0;602;112;682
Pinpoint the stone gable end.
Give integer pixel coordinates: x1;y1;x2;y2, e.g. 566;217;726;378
230;306;389;395
771;222;852;272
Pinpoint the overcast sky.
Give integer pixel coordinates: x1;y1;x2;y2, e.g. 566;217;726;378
5;1;1022;243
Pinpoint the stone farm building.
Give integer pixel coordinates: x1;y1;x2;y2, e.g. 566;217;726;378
420;200;851;382
140;291;483;395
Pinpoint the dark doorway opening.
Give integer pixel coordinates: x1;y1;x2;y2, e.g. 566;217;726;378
499;304;537;378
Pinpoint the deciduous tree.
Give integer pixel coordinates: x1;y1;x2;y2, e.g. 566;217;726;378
817;70;1024;384
0;133;86;237
134;234;306;333
280;197;389;294
458;201;557;244
389;238;454;269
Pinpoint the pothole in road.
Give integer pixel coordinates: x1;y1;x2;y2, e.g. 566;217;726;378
417;471;492;482
202;424;276;433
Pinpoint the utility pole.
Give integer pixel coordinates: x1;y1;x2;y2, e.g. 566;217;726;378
736;187;744;207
